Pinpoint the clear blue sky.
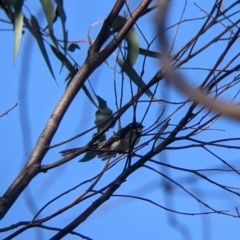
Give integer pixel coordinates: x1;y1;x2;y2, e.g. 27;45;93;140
1;1;240;239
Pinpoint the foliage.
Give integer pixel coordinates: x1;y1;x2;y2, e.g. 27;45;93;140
1;0;240;239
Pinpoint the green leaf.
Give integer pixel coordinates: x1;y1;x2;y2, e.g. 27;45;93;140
50;45;75;72
112;15;139;67
55;0;67;53
124;21;139;67
112;16;156;100
79;131;107;162
40;0;58;48
80;96;115;162
1;0;14;23
78;151;96;162
13;0;23;61
50;45;98;107
92;132;106;143
64;71;73;82
26;16;55;79
118;59;155;99
82;84;99;108
94;95;115;131
139;47;161;59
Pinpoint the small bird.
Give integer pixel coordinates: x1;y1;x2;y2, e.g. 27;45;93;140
60;122;144;160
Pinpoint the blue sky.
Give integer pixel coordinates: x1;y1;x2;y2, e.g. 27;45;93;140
1;1;240;239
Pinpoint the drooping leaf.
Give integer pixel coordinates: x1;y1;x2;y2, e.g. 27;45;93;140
82;84;98;109
26;16;55;79
78;151;96;162
124;21;139;67
13;0;23;61
112;15;139;67
112;16;156;99
118;58;155;100
40;0;58;48
139;47;161;59
55;0;67;53
94;95;115;131
64;71;73;82
50;45;75;72
50;45;98;107
0;0;14;23
92;132;106;143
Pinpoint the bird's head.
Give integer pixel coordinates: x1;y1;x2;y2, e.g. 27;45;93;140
127;122;144;132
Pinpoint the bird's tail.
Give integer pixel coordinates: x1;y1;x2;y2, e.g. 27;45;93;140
60;144;99;157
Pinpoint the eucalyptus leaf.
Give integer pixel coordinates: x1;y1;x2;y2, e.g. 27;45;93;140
13;0;23;61
112;15;139;67
94;95;115;131
118;59;155;100
55;0;67;53
40;0;58;48
78;151;96;162
139;47;161;59
50;45;98;107
27;16;55;79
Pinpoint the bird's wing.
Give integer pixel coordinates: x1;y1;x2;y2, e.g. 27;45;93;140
97;133;120;149
97;126;129;149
